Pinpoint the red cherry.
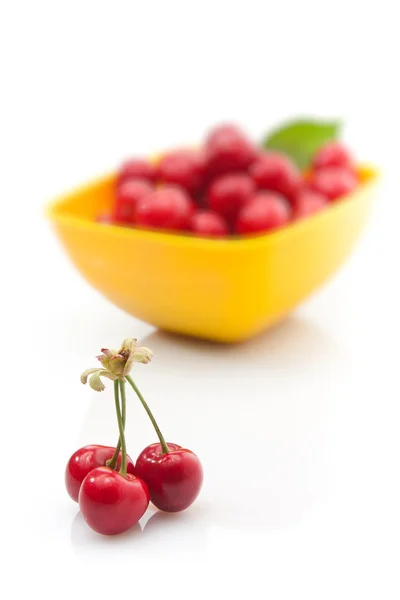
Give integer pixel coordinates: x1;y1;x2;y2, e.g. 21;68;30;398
135;443;203;512
135;185;194;232
189;210;229;238
65;445;135;503
118;159;157;184
293;189;329;220
207;173;256;221
79;467;149;535
236;191;291;235
249;152;302;200
309;166;358;201
205;124;257;176
157;150;206;194
313;142;355;171
114;179;153;224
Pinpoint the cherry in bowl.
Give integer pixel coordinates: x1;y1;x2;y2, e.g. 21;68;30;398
205;124;257;176
118;158;157;184
236;191;291;235
189;210;228;238
309;166;358;201
135;186;194;232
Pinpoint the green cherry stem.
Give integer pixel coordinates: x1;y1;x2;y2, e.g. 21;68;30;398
114;379;127;476
126;374;169;454
117;379;128;476
106;380;126;470
118;379;128;476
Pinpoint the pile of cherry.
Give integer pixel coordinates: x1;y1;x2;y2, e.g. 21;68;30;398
98;124;359;237
65;338;203;536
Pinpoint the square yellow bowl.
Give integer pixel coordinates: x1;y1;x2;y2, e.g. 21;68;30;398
47;165;378;343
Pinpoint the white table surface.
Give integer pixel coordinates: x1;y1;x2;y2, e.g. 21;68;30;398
1;1;399;598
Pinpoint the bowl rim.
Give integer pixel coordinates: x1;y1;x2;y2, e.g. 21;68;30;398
46;163;379;251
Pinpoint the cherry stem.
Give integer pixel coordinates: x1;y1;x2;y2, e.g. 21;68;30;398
126;374;169;454
114;379;127;476
106;385;126;470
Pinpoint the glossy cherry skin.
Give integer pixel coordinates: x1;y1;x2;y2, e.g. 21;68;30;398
309;166;358;201
189;210;229;238
118;158;157;184
79;467;150;535
135;443;203;512
205;124;257;176
135;185;194;232
312;142;354;171
293;189;329;220
249;151;302;201
207;173;256;221
157;150;206;195
236;191;291;235
65;445;135;503
114;179;153;224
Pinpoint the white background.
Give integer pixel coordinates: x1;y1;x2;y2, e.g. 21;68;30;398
1;1;400;598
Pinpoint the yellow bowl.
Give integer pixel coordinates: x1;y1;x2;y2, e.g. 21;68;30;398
47;164;378;343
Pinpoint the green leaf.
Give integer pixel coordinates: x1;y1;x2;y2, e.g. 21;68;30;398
262;119;341;170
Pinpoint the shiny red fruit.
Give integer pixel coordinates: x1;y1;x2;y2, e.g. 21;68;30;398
293;189;329;220
205;124;257;176
135;186;194;232
118;159;157;184
79;467;149;535
207;173;256;221
114;179;153;224
135;443;203;512
189;210;229;238
236;192;291;235
65;445;135;503
157;150;206;194
249;152;301;200
313;142;354;171
309;166;358;201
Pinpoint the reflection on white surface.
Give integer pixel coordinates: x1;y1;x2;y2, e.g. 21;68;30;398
71;510;143;553
141;505;210;553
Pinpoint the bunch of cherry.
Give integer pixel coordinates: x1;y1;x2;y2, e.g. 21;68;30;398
97;124;359;237
65;338;203;536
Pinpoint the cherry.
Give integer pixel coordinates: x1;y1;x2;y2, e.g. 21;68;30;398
205;124;257;176
135;185;194;232
78;339;203;531
77;343;155;535
65;444;135;503
118;158;157;184
79;467;149;535
135;443;203;512
313;141;355;171
249;151;301;201
236;191;291;235
124;374;203;513
207;173;256;221
293;189;329;220
157;150;206;194
114;179;153;225
189;210;229;238
309;166;358;201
